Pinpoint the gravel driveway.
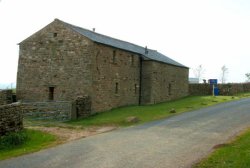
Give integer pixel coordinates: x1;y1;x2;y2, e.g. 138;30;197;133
1;98;250;168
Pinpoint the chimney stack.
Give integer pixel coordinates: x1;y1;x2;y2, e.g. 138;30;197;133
145;46;148;54
92;28;95;32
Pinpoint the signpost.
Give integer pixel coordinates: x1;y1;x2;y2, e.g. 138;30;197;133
208;79;218;96
208;79;218;85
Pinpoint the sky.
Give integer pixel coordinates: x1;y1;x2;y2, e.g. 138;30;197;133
0;0;250;87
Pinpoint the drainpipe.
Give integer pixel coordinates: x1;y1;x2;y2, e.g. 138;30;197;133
139;56;143;105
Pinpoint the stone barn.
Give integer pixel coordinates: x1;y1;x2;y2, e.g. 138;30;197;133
17;19;189;113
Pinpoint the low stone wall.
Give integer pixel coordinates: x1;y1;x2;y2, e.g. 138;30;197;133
22;101;73;121
189;83;250;96
218;83;243;95
0;103;23;136
189;84;211;95
243;83;250;92
0;90;13;105
75;96;91;119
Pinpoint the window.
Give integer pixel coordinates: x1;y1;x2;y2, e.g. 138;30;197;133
112;50;117;63
131;55;134;66
168;84;172;95
53;33;57;37
115;82;119;94
49;87;54;100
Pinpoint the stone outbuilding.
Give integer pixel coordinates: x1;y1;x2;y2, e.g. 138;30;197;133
17;19;189;113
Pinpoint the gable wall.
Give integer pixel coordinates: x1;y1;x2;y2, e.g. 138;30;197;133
141;61;189;104
17;20;93;102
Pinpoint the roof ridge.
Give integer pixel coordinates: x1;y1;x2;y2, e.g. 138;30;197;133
58;19;146;51
56;18;187;68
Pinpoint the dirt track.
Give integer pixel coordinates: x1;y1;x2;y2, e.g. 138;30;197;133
28;126;117;142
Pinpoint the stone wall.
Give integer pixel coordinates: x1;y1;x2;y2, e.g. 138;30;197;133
189;84;211;96
17;19;189;114
91;43;141;112
74;96;91;118
17;19;93;102
141;61;189;104
22;101;72;121
189;83;250;96
243;83;250;92
218;83;250;95
0;103;23;136
0;90;13;105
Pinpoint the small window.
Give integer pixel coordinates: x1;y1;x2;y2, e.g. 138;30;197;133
49;87;54;100
168;84;172;95
53;33;57;37
131;55;134;66
115;82;119;94
112;50;117;63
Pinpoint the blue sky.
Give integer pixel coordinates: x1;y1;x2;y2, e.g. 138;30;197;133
0;0;250;86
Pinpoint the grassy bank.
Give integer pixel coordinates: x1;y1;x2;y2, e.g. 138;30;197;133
67;94;249;127
0;129;57;160
195;128;250;168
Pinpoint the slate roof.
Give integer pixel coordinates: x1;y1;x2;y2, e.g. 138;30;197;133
59;19;187;68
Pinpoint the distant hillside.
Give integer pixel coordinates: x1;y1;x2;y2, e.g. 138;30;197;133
0;83;16;89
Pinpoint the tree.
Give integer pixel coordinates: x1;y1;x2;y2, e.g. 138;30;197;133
245;73;250;82
193;65;205;83
220;65;228;84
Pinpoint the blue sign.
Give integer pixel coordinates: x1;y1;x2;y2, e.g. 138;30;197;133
214;87;219;96
209;79;218;85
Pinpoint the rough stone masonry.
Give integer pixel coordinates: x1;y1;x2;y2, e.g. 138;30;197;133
0;90;13;106
16;19;189;115
0;103;23;136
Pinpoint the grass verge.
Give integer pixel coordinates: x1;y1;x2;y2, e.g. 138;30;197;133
0;129;57;160
67;94;250;127
194;128;250;168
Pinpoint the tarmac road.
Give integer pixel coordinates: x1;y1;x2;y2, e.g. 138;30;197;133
1;98;250;168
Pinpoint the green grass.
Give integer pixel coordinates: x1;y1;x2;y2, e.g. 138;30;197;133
0;131;28;149
67;95;246;127
0;129;57;160
8;93;250;161
194;128;250;168
237;92;250;98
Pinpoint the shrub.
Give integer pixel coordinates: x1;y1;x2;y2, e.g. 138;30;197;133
0;131;28;149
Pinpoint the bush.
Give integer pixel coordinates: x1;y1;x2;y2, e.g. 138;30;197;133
0;131;28;149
